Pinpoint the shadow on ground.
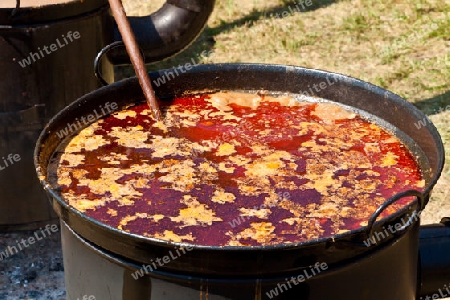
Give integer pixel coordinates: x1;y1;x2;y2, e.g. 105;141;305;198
206;0;338;37
413;90;450;115
115;0;338;79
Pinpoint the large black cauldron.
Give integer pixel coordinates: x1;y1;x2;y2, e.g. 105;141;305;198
34;64;448;299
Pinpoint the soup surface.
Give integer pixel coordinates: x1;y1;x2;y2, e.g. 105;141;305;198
48;92;424;246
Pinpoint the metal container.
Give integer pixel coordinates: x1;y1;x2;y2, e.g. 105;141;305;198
60;220;422;300
0;0;215;230
34;64;449;299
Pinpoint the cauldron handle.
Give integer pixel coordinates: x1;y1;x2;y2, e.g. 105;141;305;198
94;41;146;86
365;189;425;238
107;0;215;65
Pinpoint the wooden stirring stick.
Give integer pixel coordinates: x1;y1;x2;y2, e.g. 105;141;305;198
108;0;163;122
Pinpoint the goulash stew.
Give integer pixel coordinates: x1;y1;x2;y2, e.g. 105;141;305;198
48;92;424;246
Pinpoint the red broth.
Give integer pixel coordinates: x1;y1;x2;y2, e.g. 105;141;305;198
48;92;424;246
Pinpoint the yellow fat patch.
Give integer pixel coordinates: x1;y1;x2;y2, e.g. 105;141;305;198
216;143;236;156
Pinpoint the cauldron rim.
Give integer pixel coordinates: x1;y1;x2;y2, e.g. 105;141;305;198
34;63;445;276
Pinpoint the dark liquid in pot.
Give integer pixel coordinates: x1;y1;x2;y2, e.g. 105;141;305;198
48;92;423;246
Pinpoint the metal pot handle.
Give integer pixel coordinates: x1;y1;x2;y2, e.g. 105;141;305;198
107;0;215;65
441;217;450;226
366;189;425;238
94;41;145;86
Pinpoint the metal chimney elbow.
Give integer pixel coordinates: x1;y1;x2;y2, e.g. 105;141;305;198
109;0;215;65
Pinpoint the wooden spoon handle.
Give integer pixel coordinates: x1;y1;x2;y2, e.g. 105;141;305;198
108;0;163;122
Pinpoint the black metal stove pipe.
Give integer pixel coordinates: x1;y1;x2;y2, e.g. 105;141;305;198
419;218;450;299
109;0;215;65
